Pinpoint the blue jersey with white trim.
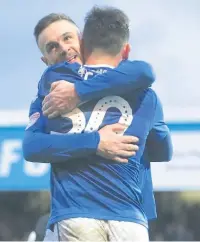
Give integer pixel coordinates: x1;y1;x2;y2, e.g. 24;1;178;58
38;63;161;229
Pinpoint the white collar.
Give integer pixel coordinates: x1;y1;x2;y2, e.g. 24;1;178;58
84;64;114;69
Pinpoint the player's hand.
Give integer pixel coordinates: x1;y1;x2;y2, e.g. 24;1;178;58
42;80;81;118
97;123;139;163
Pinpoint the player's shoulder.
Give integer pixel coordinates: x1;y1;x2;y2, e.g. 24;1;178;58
144;87;160;97
38;61;82;97
140;88;160;109
145;87;157;97
119;59;153;70
140;87;157;98
146;88;162;103
144;88;164;116
41;61;81;78
49;61;81;73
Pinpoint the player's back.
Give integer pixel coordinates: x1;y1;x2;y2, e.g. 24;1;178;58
41;64;158;229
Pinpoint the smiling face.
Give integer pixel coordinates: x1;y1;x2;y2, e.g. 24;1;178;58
37;20;82;65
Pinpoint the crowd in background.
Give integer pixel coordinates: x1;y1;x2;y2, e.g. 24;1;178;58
0;192;200;241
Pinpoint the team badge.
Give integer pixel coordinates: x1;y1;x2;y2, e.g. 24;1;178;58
78;65;86;77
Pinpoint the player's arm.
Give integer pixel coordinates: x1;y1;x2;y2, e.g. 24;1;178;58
42;60;155;117
146;95;173;162
23;96;137;163
22;96;100;163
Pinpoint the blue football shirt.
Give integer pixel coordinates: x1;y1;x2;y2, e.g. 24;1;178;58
37;63;162;229
23;60;172;227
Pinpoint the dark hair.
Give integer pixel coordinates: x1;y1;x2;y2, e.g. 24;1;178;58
83;6;130;56
34;13;78;43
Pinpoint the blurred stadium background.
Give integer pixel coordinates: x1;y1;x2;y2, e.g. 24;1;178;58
1;0;200;240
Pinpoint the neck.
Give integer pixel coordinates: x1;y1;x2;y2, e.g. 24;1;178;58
84;51;121;67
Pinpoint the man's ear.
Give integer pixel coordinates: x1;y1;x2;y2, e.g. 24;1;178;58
41;56;48;66
122;43;131;60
